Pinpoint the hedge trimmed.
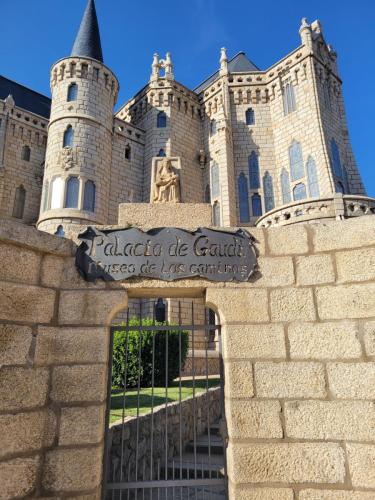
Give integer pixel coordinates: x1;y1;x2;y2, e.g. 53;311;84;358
112;318;189;388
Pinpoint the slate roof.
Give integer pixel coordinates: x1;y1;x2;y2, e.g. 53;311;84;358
194;52;260;94
0;75;51;118
71;0;103;63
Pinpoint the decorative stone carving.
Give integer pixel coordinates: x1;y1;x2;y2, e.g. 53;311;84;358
60;147;75;171
151;157;181;203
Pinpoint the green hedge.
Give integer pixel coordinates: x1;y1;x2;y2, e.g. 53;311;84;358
112;318;189;388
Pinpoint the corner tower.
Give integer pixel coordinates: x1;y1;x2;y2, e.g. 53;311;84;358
37;0;119;236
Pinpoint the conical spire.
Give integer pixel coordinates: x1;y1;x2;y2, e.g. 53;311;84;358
71;0;103;62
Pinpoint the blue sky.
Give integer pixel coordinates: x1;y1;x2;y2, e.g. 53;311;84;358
1;0;374;195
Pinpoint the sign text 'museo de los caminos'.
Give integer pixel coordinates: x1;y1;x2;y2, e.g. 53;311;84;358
76;227;257;282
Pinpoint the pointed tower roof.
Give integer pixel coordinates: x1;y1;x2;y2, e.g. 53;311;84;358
71;0;103;63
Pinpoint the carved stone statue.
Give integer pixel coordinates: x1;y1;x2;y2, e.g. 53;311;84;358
60;147;74;171
152;158;180;203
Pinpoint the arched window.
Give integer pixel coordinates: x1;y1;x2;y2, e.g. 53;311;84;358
293;183;307;201
157;111;167;128
306;156;320;198
281;168;291;204
212;201;221;226
65;176;79;208
22;145;31;161
125;145;131;160
289;141;304;181
336;181;345;194
63;125;74;148
238;173;250;223
245;108;255;125
67;83;78;102
158;149;166;157
50;177;64;209
42;180;49;212
248;152;260;189
12;185;26;219
283;80;296;115
83;180;96;212
330;138;342;178
263;171;275;212
154;298;166;322
205;184;211;203
55;225;65;237
251;193;262;217
211;162;220;198
210;119;217;136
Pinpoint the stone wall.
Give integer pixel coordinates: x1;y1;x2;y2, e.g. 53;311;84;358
0;216;375;498
107;388;221;485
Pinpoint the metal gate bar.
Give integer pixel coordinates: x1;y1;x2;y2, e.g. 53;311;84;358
103;300;228;499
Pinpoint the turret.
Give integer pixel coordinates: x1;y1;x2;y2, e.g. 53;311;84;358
37;0;119;236
299;17;313;49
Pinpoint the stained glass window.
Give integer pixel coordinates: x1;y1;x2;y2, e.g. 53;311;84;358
63;126;74;148
249;152;260;189
245;108;255;125
157;111;167;128
83;180;96;212
263;171;275;212
211;162;220;198
281;168;291;204
306;156;320;198
289;141;304;181
238;173;250;222
65;177;79;208
293;183;307;201
252;193;262;217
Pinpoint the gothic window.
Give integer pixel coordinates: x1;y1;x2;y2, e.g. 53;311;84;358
245;108;255;125
211;162;220;198
42;180;49;212
125;145;131;160
238;173;250;223
248;151;260;189
12;185;26;219
263;171;275;212
55;225;65;237
293;183;307;201
63;125;74;148
306;156;320;198
50;177;64;209
65;176;79;208
289;141;304;181
210;119;217;135
67;83;78;102
154;298;166;322
330;138;343;178
281;168;291;204
22;145;31;161
157;111;167;128
212;201;221;226
251;193;262;217
283;80;296;115
158;149;166;157
205;184;211;203
83;180;96;212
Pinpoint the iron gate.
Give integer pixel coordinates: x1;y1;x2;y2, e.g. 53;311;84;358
103;300;228;499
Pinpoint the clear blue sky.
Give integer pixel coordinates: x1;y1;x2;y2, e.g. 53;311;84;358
1;0;374;195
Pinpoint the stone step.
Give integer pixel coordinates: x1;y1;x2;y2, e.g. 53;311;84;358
164;453;225;480
185;435;224;455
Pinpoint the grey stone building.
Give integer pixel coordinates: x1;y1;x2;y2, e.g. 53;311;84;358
0;0;374;237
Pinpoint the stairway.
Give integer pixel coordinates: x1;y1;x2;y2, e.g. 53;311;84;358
164;420;227;498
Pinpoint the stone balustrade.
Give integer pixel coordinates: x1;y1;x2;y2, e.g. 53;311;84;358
256;194;375;228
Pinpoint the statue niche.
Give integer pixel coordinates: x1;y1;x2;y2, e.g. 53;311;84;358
151;157;181;203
